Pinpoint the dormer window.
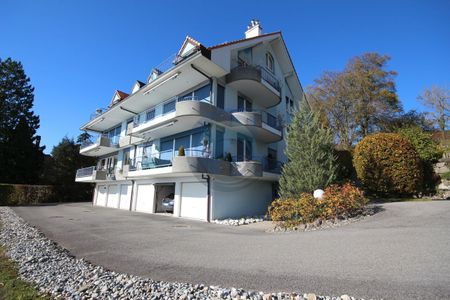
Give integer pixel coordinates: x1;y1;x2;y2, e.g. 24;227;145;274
266;52;274;73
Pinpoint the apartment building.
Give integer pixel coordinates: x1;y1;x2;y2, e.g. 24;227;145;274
75;20;305;221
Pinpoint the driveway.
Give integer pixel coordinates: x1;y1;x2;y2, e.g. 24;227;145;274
11;201;450;300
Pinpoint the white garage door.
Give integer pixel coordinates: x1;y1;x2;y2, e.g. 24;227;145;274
180;182;207;221
107;185;119;208
96;185;108;206
119;184;132;210
135;184;155;213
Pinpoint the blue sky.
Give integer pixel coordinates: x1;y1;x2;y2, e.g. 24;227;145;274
2;0;449;153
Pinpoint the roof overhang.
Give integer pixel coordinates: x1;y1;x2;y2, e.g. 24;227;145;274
81;52;227;132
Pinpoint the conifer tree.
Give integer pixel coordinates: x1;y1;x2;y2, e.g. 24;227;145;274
279;101;337;198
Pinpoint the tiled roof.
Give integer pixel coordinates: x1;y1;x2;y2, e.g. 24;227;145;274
116;90;129;99
208;31;281;50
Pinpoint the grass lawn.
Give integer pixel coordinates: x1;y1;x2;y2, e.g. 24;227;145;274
0;246;50;300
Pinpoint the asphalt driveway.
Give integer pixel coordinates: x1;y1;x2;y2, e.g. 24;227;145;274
11;201;450;300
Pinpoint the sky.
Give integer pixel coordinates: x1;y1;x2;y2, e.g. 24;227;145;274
2;0;449;154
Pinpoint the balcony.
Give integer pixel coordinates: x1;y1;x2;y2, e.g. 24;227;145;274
231;110;283;143
75;166;107;182
126;149;282;179
129;98;232;139
79;135;119;157
226;64;281;108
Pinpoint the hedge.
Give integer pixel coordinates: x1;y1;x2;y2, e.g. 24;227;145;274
0;184;55;206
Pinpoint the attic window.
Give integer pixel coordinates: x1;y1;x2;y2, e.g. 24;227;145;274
266;52;274;73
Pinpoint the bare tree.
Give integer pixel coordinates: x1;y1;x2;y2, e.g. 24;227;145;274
418;85;450;139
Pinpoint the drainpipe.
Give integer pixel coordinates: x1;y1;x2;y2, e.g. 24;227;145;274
202;174;211;222
129;180;135;211
191;64;213;102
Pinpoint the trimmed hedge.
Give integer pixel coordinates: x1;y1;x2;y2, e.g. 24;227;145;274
353;133;423;196
0;184;55;206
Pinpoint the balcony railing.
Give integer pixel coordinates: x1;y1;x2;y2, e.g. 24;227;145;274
229;109;283;131
133;96;211;127
76;166;95;178
230;62;281;93
80;134;119;150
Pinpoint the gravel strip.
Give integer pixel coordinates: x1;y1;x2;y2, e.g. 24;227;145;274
213;216;265;226
0;207;369;300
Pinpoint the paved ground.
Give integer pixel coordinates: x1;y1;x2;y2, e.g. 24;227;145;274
11;201;450;300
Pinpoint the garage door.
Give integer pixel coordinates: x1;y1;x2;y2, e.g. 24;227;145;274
180;182;207;220
135;184;155;213
119;184;132;210
96;185;108;206
106;185;119;208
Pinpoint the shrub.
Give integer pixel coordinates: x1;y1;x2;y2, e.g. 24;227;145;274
0;184;55;206
178;145;185;156
320;183;368;218
279;102;337;198
397;126;443;194
268;183;367;228
353;133;423;196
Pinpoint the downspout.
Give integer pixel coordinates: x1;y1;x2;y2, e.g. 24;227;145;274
191;64;213;102
202;174;211;222
129;180;135;211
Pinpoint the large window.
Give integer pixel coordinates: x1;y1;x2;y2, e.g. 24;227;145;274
215;129;224;159
163;99;176;114
217;84;225;109
238;96;252;112
181;84;211;102
237;134;252;161
146;109;155;121
159;126;210;160
106;125;121;145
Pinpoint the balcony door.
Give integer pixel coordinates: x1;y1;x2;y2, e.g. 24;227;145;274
237;134;252;161
238;96;252;112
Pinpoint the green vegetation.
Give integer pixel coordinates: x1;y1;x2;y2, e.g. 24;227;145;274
269;183;367;228
0;246;50;300
279;102;337;198
353;133;423;196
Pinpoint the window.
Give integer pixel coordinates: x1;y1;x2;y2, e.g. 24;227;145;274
238;96;252;112
159;126;210;160
181;84;211;102
106;125;121;145
193;84;210;102
237;135;252;161
146;109;155;121
163;99;176;114
217;84;225;109
266;52;274;73
290;99;294;111
123;148;131;166
215;129;224;159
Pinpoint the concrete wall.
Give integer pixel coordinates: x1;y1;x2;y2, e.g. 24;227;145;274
211;176;273;219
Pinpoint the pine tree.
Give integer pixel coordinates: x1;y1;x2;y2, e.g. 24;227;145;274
279;102;337;198
0;57;44;183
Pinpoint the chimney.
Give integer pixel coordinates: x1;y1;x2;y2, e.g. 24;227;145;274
245;19;262;39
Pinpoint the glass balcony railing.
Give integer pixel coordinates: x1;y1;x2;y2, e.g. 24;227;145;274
79;134;120;150
133;95;211;128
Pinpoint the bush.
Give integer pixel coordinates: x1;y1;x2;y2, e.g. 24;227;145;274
268;183;367;228
397;126;443;194
178;145;185;156
353;133;423;196
0;184;55;206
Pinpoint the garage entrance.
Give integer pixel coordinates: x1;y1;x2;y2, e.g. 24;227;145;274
154;183;175;214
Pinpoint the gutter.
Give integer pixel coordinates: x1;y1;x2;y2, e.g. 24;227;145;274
202;174;211;222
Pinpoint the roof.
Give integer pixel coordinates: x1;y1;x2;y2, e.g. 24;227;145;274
116;90;129;99
208;31;281;50
136;80;146;87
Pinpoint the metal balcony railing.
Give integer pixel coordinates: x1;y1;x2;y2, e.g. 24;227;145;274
230;62;281;93
229;109;283;131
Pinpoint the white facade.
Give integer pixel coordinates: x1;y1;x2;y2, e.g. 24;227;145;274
75;22;305;221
